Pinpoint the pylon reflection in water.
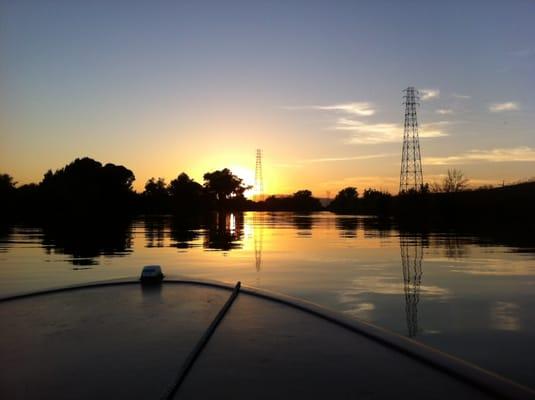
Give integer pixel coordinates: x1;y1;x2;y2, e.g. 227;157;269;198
400;235;424;337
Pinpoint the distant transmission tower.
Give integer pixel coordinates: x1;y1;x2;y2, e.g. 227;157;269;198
254;149;264;201
399;87;424;193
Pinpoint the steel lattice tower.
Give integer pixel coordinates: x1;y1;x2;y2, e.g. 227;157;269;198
254;149;264;201
399;87;424;192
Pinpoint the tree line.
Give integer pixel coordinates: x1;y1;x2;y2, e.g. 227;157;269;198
1;157;533;228
327;170;535;228
0;157;324;219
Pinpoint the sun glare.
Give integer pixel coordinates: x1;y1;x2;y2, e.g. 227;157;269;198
228;165;256;198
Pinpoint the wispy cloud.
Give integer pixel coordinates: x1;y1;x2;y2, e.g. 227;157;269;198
425;147;535;165
452;93;471;99
312;102;375;116
284;102;376;116
436;108;453;115
336;118;449;144
420;89;440;100
277;153;393;169
319;175;399;193
303;153;394;163
511;48;534;57
287;99;450;145
489;102;519;112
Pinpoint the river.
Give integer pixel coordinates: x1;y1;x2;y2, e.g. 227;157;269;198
1;212;534;387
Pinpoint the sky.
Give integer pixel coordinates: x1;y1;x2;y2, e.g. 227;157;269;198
1;0;534;195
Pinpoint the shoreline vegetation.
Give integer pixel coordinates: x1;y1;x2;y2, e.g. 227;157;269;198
1;157;534;230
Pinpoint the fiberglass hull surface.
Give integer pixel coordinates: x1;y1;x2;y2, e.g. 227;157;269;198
0;279;533;399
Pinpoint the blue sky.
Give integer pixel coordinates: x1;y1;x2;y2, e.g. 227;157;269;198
1;0;534;193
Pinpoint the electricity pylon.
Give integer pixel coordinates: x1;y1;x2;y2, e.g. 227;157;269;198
254;149;264;201
399;87;424;192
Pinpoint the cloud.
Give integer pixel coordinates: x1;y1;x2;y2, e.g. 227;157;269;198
336;118;449;144
284;102;376;116
425;146;535;165
511;48;534;57
452;93;471;99
303;153;394;163
436;108;453;115
420;89;440;100
313;102;376;116
489;102;519;112
320;175;399;192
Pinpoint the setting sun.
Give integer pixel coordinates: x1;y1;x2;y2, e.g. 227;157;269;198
228;165;256;198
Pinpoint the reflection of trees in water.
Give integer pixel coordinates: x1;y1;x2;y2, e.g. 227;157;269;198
203;212;244;251
400;235;426;337
335;217;359;238
292;214;314;236
0;224;12;253
440;235;469;259
169;217;201;249
361;217;394;239
42;220;132;266
144;218;166;248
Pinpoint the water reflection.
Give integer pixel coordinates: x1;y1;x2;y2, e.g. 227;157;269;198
253;214;264;272
0;213;534;388
144;218;166;248
169;217;201;249
400;234;426;337
335;217;359;238
42;220;132;266
361;217;394;239
0;224;12;254
491;301;521;332
436;235;470;259
204;213;243;251
292;214;314;236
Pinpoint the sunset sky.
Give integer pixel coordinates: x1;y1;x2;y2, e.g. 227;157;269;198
1;0;534;195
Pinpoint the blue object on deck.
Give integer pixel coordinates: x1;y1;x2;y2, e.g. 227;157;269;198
140;265;164;283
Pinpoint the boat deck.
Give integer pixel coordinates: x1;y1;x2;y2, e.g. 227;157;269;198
1;280;533;399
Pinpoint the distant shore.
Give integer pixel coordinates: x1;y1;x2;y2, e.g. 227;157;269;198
2;157;534;231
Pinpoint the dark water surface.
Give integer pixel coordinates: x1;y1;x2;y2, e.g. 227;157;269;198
1;212;534;388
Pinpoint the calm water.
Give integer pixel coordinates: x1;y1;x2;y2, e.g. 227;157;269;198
1;212;534;387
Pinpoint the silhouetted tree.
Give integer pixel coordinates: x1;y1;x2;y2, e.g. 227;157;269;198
291;190;323;211
14;184;40;216
443;169;469;192
39;157;136;217
203;168;251;209
432;169;469;193
0;174;16;192
144;177;168;196
0;174;17;218
329;187;359;212
360;188;392;215
168;173;204;212
142;177;169;213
